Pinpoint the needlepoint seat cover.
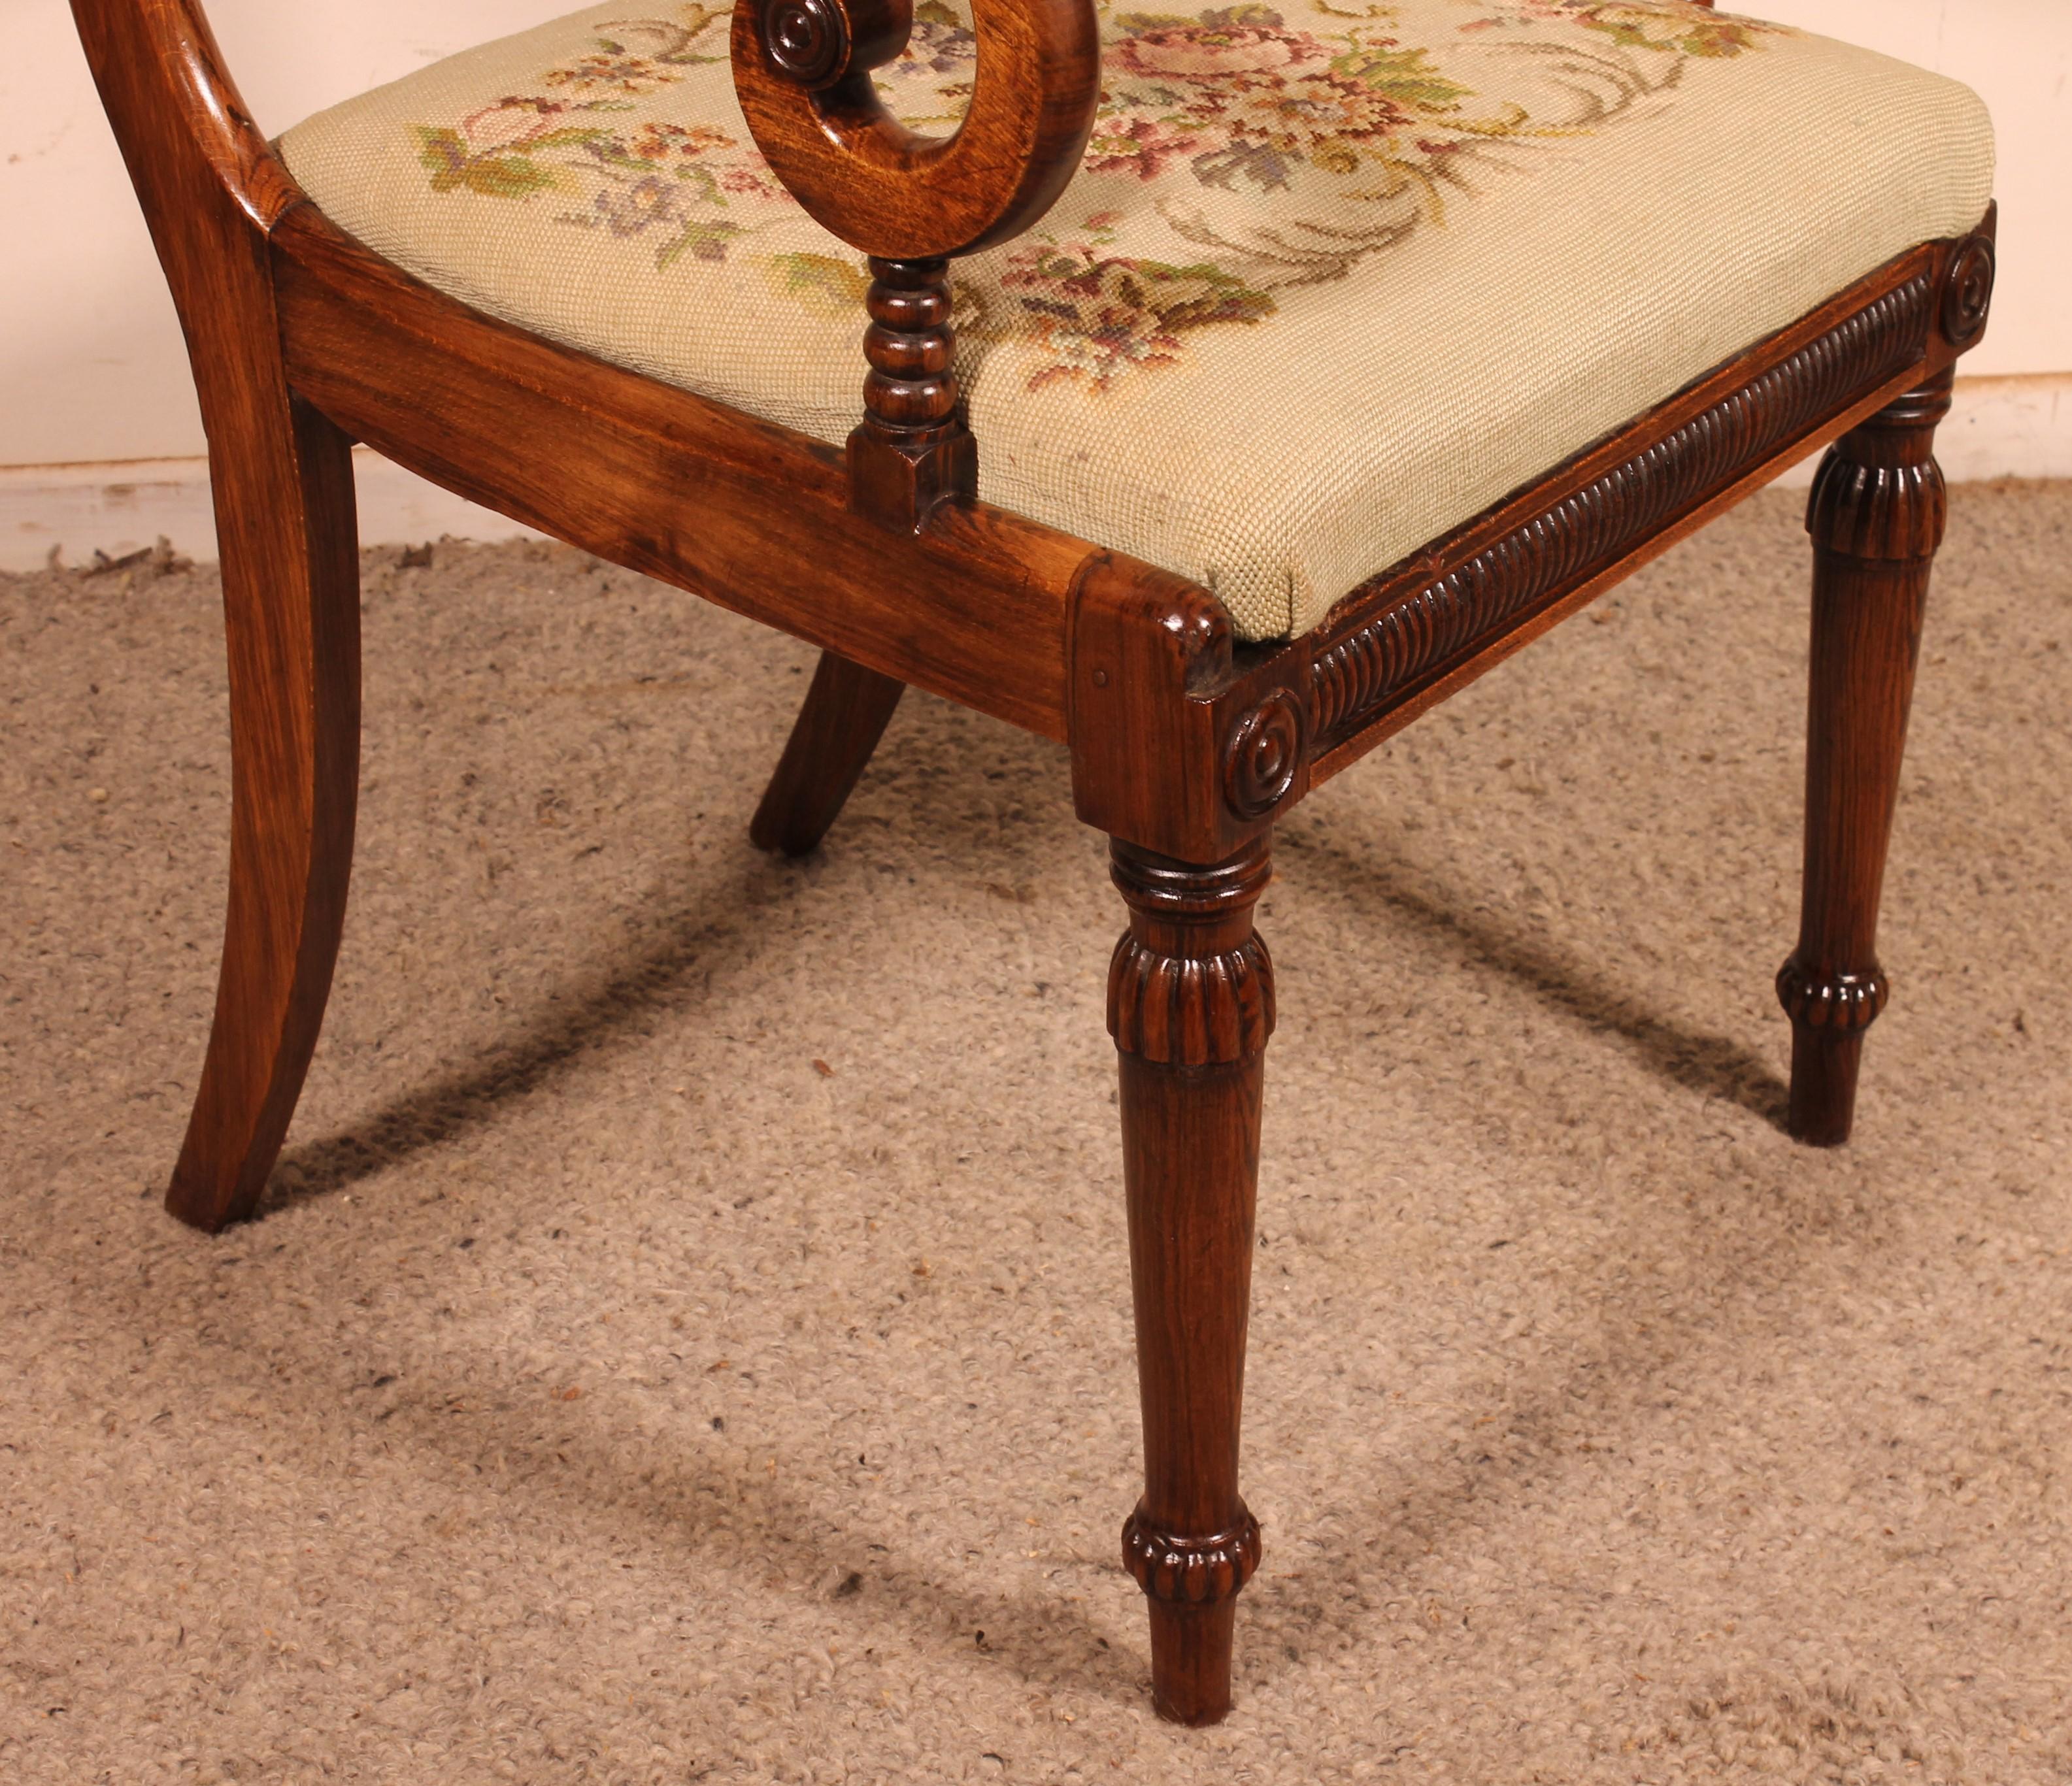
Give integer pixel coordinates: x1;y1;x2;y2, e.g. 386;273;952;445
277;0;1992;642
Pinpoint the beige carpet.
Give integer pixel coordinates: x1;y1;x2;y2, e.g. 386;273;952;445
3;483;2068;1784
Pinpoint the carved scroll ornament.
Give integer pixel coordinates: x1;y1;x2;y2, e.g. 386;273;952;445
731;0;1101;261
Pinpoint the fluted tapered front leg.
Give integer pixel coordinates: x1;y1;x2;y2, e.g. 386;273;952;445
1109;835;1273;1725
1780;371;1951;1145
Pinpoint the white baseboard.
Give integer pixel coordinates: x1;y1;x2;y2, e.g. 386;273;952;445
0;448;548;574
3;374;2065;574
1771;371;2072;488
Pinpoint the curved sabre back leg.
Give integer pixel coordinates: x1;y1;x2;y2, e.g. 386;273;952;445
168;399;359;1231
73;0;361;1229
750;651;906;857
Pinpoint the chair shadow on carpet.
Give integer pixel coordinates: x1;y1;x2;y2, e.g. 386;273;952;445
261;688;1071;1215
414;1367;1152;1700
267;709;1788;1221
239;700;1805;1709
262;845;835;1214
1282;820;1793;1133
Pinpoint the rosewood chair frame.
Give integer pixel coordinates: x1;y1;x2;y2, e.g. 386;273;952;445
75;0;1995;1727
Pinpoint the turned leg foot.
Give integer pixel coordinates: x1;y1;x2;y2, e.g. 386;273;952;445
1109;836;1273;1723
1780;371;1950;1146
750;650;905;856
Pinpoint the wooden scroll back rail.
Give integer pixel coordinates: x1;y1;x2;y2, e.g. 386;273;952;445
734;0;1101;527
74;0;1991;1730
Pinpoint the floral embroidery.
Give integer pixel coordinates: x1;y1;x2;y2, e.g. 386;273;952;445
1088;10;1470;193
996;214;1279;388
405;0;1785;388
1486;1;1779;58
410;5;751;238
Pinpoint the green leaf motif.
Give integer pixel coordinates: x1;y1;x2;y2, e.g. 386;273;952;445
1681;22;1773;59
1328;44;1470;110
460;156;560;199
1139;261;1278;329
412;127;469;191
673;163;725;206
411;125;566;199
657;218;745;269
1576;16;1771;59
763;252;872;318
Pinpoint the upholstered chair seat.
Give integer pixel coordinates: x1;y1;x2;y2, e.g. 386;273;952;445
278;0;1990;641
75;0;2005;1730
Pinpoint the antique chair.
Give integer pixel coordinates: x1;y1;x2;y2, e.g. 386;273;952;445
75;0;1994;1724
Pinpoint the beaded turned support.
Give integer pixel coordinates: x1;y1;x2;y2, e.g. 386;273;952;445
848;257;978;530
733;0;1100;533
1779;369;1952;1145
1109;836;1274;1725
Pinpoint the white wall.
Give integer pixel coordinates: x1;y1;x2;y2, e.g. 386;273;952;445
2;0;2066;565
1755;0;2070;380
5;0;575;468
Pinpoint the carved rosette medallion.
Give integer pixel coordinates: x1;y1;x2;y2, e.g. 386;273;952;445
1223;688;1305;821
759;0;854;88
1940;233;1995;350
1776;959;1889;1034
1122;1503;1262;1606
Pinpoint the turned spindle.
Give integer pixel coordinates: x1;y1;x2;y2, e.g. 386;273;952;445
732;0;1098;531
848;256;977;530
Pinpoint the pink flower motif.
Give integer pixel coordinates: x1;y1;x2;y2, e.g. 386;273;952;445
1109;24;1327;83
1084;116;1207;180
718;166;784;199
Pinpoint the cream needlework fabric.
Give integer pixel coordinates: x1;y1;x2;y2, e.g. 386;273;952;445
278;1;1993;640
